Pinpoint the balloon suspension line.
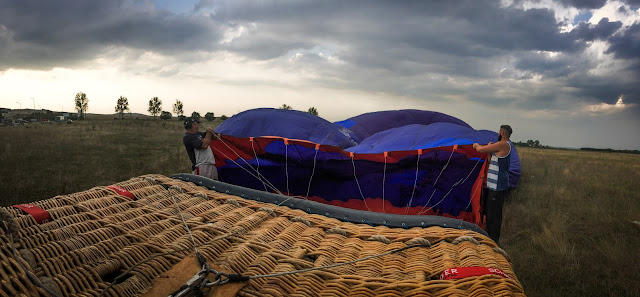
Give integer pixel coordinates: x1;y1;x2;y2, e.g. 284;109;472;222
212;138;283;195
251;139;269;192
382;153;388;214
463;158;484;212
405;152;421;215
418;157;482;215
305;147;319;199
99;187;300;297
169;187;200;255
351;154;371;212
417;148;455;215
285;142;290;195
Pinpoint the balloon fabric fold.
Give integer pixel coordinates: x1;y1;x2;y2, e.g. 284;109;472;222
213;108;522;228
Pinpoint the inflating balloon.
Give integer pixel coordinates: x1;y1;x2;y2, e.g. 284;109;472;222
213;108;521;226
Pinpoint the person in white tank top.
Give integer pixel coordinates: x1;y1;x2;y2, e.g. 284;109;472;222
473;125;513;244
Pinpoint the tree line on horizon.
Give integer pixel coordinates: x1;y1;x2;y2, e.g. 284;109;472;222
76;91;228;122
74;92;320;121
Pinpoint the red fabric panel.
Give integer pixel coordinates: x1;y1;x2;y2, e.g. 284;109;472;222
472;159;489;228
12;204;51;224
106;185;136;200
440;266;511;280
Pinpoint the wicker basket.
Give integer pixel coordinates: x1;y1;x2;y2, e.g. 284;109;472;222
0;175;525;297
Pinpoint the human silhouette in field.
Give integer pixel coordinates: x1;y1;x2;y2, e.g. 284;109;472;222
183;117;218;180
473;125;512;244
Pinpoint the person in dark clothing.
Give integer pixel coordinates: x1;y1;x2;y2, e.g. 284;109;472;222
183;117;218;180
473;125;513;244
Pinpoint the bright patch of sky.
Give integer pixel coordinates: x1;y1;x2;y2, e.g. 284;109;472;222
590;1;640;26
574;12;593;24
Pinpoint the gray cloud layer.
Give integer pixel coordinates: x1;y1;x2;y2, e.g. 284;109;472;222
1;0;639;115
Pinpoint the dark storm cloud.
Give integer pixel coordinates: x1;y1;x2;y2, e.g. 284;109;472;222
556;0;607;9
514;52;581;78
570;18;622;41
210;0;581;61
1;0;640;113
0;0;222;70
606;23;640;59
203;0;639;109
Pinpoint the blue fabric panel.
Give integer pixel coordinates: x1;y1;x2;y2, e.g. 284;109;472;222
346;123;497;153
335;109;472;140
215;108;361;148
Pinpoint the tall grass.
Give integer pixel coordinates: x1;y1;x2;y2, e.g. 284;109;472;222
0;119;221;205
1;121;639;296
502;147;640;297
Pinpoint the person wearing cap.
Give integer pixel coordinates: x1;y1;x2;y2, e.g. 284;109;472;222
183;117;218;180
472;125;512;244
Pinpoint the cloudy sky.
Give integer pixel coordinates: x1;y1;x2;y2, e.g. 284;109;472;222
1;0;639;149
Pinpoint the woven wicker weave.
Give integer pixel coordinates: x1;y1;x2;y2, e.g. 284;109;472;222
0;174;526;297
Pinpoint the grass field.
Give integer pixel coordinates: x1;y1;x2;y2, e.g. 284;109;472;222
1;119;639;296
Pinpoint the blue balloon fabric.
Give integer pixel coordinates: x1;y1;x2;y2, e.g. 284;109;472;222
212;108;522;227
215;108;361;148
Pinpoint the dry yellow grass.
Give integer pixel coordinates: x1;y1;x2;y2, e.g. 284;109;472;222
502;147;640;297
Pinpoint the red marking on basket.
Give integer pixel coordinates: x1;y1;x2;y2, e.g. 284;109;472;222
440;266;510;280
107;185;136;200
12;204;51;224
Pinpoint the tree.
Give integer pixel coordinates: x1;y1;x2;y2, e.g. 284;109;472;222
148;97;162;119
173;99;184;119
114;96;130;119
307;107;318;116
74;92;88;119
160;111;172;120
534;140;540;147
279;104;292;110
205;112;215;122
220;115;228;121
191;111;201;121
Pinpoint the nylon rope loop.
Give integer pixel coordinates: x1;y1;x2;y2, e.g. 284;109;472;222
382;152;388;214
216;135;283;195
250;137;268;192
405;149;422;215
283;138;290;195
305;145;320;199
350;152;371;212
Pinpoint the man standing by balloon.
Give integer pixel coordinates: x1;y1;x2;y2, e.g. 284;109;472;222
473;125;512;244
183;117;219;180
